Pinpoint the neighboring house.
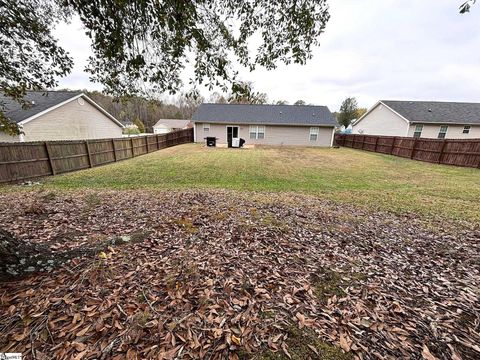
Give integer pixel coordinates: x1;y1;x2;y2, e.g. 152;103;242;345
153;119;192;134
192;103;337;147
353;100;480;139
0;91;124;142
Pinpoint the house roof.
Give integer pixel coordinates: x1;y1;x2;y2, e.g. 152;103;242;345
192;103;337;126
153;119;191;128
0;91;124;127
381;100;480;125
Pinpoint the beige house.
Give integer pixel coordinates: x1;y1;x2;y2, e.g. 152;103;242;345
153;119;192;134
0;91;124;142
353;100;480;139
192;103;336;147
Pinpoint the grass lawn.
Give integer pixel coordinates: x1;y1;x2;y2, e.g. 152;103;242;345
13;143;477;222
2;145;479;359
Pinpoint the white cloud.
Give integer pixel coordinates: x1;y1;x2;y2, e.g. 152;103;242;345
53;0;480;112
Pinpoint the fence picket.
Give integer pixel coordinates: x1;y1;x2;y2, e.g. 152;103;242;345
335;134;480;168
45;142;55;175
0;128;194;183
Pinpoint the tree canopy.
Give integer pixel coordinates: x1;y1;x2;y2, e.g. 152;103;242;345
460;0;476;13
228;82;268;104
337;97;359;128
1;0;330;134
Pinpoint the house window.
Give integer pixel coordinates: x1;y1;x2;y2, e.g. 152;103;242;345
309;127;319;141
463;125;471;134
249;126;265;139
203;123;210;132
438;125;448;139
413;124;423;138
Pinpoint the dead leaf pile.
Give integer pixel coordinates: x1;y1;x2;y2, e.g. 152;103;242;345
0;190;478;359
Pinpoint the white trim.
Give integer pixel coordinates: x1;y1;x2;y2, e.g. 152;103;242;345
309;126;320;142
354;101;411;128
18;93;124;128
437;125;449;139
193;122;197;142
329;127;335;146
412;124;423;138
249;125;266;140
225;125;240;144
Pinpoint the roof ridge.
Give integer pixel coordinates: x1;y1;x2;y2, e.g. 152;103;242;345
382;99;480;105
200;102;327;107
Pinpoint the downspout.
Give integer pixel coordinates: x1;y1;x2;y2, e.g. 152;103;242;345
330;127;335;147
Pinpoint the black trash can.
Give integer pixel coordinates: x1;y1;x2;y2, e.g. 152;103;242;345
205;137;217;147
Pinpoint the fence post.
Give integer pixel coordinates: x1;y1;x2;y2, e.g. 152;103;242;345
373;136;379;152
44;142;56;175
85;140;93;168
130;137;135;157
361;135;366;150
410;137;418;159
438;139;447;164
112;139;117;162
145;136;150;153
156;134;160;150
390;137;396;155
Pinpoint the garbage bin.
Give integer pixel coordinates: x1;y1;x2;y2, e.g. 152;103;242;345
205;137;217;147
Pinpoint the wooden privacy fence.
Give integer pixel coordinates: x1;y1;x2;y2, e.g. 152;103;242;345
334;134;480;168
0;128;194;183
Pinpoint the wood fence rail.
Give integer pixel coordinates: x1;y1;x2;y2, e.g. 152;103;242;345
334;133;480;169
0;128;194;184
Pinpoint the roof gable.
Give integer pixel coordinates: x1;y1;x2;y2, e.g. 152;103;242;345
1;91;81;123
0;91;124;128
192;103;337;126
354;101;410;128
381;100;480;125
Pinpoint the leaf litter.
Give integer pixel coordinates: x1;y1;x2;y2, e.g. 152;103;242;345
0;189;478;359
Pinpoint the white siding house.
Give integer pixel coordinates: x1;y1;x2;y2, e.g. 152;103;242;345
0;91;124;142
153;119;192;134
192;103;337;147
353;100;480;139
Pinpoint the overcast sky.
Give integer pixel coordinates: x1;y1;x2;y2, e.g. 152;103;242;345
54;0;480;111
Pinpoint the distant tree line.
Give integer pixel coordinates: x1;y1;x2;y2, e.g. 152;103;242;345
85;90;203;133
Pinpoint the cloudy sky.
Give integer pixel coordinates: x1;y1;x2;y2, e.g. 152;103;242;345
54;0;480;111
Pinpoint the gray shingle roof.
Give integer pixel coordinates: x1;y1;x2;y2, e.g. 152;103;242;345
192;103;337;126
0;91;81;123
382;100;480;125
153;119;192;128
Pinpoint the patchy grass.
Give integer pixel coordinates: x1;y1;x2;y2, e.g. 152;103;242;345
3;143;479;221
311;268;367;304
256;326;353;360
